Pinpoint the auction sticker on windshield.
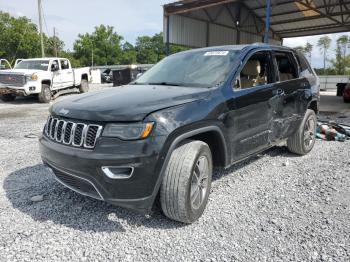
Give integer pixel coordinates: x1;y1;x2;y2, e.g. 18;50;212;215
204;51;229;56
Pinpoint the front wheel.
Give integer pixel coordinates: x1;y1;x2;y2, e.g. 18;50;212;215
38;84;51;103
0;94;16;102
79;79;89;93
160;140;213;223
287;109;317;155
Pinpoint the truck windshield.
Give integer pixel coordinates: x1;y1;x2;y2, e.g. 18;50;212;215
135;50;240;88
14;60;49;71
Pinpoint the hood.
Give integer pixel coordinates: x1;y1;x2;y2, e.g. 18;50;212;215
0;69;42;75
51;84;211;122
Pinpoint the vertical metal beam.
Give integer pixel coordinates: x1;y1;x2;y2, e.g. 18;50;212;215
165;15;170;56
264;0;271;43
206;22;210;46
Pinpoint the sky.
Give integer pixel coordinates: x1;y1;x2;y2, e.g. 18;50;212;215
1;0;349;68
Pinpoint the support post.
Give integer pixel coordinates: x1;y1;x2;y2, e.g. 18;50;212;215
38;0;45;57
264;0;271;44
165;15;170;56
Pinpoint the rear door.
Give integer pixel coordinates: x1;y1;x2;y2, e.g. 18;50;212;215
228;50;279;161
271;50;310;140
59;59;74;88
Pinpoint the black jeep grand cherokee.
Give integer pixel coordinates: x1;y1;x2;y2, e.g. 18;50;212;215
40;44;320;223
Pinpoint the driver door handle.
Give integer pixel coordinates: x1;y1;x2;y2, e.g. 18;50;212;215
275;89;284;95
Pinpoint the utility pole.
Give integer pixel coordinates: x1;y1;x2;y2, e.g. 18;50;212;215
53;27;58;57
38;0;45;57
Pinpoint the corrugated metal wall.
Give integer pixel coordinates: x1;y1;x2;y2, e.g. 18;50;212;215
164;2;281;48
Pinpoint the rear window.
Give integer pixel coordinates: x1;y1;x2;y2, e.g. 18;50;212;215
296;52;314;77
275;52;298;81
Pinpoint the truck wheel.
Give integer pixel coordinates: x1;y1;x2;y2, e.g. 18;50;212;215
38;84;51;103
287;109;317;155
0;94;16;102
160;140;213;223
79;79;89;93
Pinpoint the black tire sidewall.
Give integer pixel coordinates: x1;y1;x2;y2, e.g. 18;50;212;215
184;144;213;222
79;79;89;93
301;110;317;154
39;84;51;103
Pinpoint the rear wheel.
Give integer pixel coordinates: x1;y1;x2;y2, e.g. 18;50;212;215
0;94;16;102
160;140;213;223
38;84;51;103
79;79;89;93
344;97;350;103
287;109;317;155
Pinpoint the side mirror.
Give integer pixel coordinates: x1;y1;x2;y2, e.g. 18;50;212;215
136;72;143;79
234;78;240;89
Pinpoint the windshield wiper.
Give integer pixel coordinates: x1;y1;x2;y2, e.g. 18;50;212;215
147;82;180;86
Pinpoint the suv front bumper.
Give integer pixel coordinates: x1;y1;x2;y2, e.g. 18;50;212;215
39;134;168;213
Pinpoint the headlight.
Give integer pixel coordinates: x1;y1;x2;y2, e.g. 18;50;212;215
31;73;38;81
102;122;154;140
26;74;38;81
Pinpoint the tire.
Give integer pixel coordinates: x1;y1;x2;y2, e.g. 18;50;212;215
160;140;213;223
287;109;317;155
0;94;16;102
38;84;51;103
79;79;89;93
344;97;350;103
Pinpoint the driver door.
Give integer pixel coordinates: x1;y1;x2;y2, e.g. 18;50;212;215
51;60;61;89
228;50;279;161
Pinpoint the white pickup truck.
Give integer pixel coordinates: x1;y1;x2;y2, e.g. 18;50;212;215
0;58;91;103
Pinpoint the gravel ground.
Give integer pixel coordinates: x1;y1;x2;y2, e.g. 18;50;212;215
0;85;349;261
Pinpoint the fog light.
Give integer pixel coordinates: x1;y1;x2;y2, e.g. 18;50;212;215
101;166;134;179
29;86;36;91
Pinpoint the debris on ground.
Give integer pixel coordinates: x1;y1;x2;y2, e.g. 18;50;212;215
316;120;350;141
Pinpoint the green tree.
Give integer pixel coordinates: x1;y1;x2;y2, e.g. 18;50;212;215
120;41;137;64
73;25;123;66
135;35;159;64
135;32;189;64
304;42;313;63
45;35;65;57
317;36;332;75
0;11;41;64
331;35;350;75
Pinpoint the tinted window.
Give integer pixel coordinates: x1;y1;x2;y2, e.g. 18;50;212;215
135;50;240;88
275;52;298;81
60;59;69;70
296;52;314;77
236;51;274;89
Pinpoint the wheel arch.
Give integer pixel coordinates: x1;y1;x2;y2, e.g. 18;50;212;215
307;99;319;114
149;126;229;210
42;79;51;87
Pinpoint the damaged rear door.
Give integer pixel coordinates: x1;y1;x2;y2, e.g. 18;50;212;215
270;50;309;141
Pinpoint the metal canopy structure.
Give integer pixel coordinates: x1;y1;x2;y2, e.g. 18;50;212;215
163;0;350;50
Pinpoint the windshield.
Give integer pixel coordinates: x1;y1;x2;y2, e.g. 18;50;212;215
135;50;240;87
14;60;49;71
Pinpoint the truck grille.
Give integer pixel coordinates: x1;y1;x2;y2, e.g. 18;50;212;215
0;73;26;86
45;116;103;149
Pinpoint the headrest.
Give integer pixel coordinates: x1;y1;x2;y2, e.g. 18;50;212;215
242;60;261;76
278;58;291;73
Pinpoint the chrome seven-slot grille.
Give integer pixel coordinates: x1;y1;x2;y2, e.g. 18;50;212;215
45;116;103;149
